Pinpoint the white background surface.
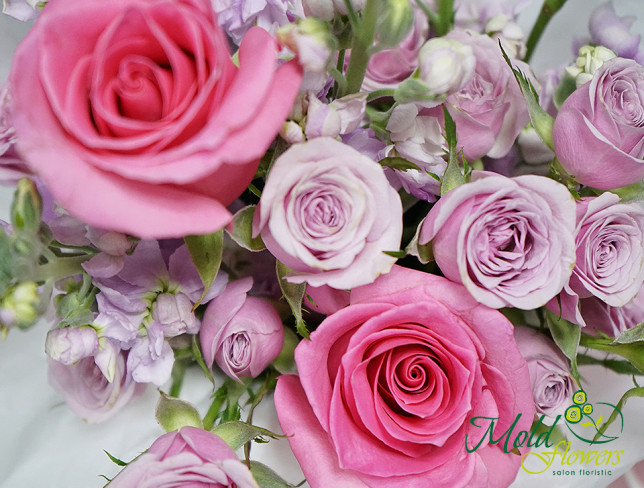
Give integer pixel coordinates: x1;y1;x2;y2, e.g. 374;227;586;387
1;1;644;487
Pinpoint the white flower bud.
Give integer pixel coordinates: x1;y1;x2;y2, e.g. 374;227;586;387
566;45;617;88
45;326;99;365
417;38;475;97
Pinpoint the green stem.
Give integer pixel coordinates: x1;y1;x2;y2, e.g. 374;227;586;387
169;359;189;398
342;0;380;95
32;254;91;282
367;88;395;102
203;394;225;431
435;0;454;37
524;0;569;62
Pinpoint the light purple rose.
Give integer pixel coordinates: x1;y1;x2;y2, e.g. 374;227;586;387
45;326;99;365
554;193;644;327
363;4;428;90
444;30;531;161
253;137;403;289
107;426;258;487
576;284;644;336
553;58;644;189
514;327;575;419
589;2;643;61
418;172;576;309
200;278;284;382
48;341;142;423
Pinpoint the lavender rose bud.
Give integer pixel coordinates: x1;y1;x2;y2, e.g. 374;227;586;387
418;172;576;309
514;327;575;419
107;427;258;487
553;58;644;189
45;326;99;365
200;278;284;382
253;137;402;289
589;2;642;60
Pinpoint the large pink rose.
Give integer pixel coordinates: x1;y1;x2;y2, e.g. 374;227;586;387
553;58;644;189
275;266;534;488
9;0;301;239
107;426;258;487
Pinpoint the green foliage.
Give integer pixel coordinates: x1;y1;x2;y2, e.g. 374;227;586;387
184;230;224;308
276;261;309;339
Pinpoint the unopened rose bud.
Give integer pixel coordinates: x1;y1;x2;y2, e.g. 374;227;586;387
151;292;198;337
10;178;42;233
1;281;40;328
566;45;616;88
278;18;335;73
200;278;284;382
45;325;99;365
417;38;475;97
375;0;414;48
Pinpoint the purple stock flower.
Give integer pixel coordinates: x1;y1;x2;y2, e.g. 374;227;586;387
94;240;228;386
212;0;301;44
589;2;643;61
45;326;99;365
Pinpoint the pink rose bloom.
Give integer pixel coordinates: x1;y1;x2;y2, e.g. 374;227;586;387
514;327;575;419
48;342;142;423
577;284;644;336
253;137;402;289
444;30;530;161
275;266;534;488
551;192;644;327
553;58;644;189
419;172;576;309
200;278;284;382
107;426;258;487
9;0;301;239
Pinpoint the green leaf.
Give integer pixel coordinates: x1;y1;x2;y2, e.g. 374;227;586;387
155;392;203;432
545;309;581;384
104;450;128;467
276;261;309;339
553;74;577;109
192;335;215;385
227;205;266;252
499;43;554;151
607;182;644;203
440;106;465;196
184;230;224;308
612;321;644;345
378;157;421;172
580;333;644;374
250;461;296;488
577;353;644;376
211;421;283;451
383;250;406;258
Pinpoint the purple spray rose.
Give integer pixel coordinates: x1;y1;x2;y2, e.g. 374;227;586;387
253;137;402;289
444;30;530;161
553;57;644;189
107;426;258;487
418;172;576;309
200;278;284;382
514;327;575;419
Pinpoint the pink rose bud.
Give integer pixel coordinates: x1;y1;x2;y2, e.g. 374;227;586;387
108;427;258;487
514;327;575;419
417;37;475;97
553;57;644;189
45;326;99;365
200;278;284;382
151;292;199;337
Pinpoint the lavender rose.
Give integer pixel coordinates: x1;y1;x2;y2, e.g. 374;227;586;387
577;284;644;336
418;172;576;309
444;30;530;161
514;327;575;419
200;278;284;382
107;427;258;487
253;137;403;289
553;58;644;189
